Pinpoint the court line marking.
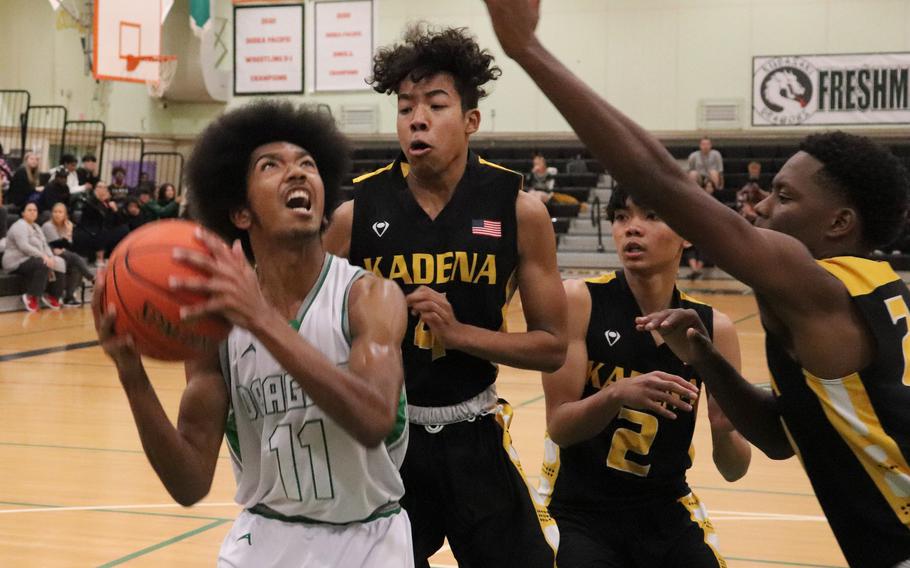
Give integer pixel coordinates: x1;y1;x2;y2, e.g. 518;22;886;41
0;340;100;361
97;518;230;567
0;440;232;460
0;322;89;340
0;500;232;522
0;501;237;515
733;312;758;325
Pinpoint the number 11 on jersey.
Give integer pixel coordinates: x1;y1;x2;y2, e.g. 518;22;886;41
268;420;336;501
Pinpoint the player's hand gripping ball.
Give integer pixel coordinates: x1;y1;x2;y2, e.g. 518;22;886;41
97;219;231;360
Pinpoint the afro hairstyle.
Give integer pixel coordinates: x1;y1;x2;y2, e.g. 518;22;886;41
186;100;351;260
369;25;501;111
800;131;910;249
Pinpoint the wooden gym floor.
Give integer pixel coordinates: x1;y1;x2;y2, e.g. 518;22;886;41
0;284;848;567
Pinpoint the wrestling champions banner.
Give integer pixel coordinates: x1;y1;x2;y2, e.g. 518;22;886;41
752;52;910;126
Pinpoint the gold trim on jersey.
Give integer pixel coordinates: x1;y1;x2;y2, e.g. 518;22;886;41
678;493;727;567
680;291;709;306
585;271;618;285
499;269;519;332
478;157;522;177
804;370;910;527
352;162;396;184
538;435;561;507
817;257;900;297
495;402;560;565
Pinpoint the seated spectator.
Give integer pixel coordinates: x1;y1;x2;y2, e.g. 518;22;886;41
7;152;41;213
2;202;65;312
687;136;723;188
42;202;94;307
525;153;580;205
735;161;769;223
0;143;13;189
76;154;99;192
72;181;129;266
122;196;153;231
58;154;87;196
109;166;130;202
141;183;179;219
136;172;156;196
39;169;71;218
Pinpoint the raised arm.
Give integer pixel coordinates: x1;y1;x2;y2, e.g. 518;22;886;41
406;191;567;372
705;310;752;481
173;233;405;448
545;280;698;447
638;308;794;460
93;279;227;507
482;0;842;312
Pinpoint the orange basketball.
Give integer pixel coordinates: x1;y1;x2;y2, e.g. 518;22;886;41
101;219;231;361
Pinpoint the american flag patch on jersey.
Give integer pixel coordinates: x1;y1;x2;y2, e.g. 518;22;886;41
472;219;502;238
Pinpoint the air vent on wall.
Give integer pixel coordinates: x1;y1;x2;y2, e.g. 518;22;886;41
697;99;743;130
339;105;378;134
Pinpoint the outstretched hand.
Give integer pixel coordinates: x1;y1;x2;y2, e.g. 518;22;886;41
636;308;715;365
169;228;271;331
483;0;541;58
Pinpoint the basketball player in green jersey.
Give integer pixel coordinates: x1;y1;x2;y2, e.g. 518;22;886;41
325;26;566;567
540;185;751;567
484;2;910;566
93;101;413;567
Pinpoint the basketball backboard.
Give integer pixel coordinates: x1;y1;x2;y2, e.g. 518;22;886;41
93;0;164;83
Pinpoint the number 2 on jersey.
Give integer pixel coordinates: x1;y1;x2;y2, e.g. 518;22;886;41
268;420;335;501
885;295;910;386
607;408;659;477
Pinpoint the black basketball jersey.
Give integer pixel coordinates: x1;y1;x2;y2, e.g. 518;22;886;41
766;256;910;568
349;151;520;407
541;271;714;511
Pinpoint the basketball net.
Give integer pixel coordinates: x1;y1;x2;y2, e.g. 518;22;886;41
123;55;178;99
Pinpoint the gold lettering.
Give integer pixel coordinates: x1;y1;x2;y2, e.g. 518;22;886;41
388;255;413;284
454;251;476;282
473;254;497;284
587;361;605;388
412;254;434;285
436;252;454;283
363;257;383;276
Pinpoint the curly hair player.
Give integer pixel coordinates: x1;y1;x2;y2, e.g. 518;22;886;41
94;101;413;568
325;26;567;567
484;2;910;567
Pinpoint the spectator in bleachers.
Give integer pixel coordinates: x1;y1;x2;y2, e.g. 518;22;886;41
144;182;180;219
72;181;128;267
687;136;723;188
42;202;93;307
59;154;86;196
109;166;130;202
76;154;99;191
136;172;156;196
122;196;152;231
525;153;580;205
7;152;41;213
526;153;556;201
2;202;65;312
736;161;769;224
39;169;70;218
0;144;13;189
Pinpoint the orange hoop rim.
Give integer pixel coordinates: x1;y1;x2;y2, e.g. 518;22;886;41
125;54;177;72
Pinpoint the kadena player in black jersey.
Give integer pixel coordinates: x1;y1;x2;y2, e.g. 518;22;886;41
539;186;751;568
324;26;567;568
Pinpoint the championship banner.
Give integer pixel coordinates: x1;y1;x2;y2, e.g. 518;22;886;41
753;52;910;126
234;4;304;95
313;0;373;92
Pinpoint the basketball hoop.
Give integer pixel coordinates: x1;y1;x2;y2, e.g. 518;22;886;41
122;55;177;99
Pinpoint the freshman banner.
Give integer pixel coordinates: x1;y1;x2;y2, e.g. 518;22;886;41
752;52;910;126
234;4;304;95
